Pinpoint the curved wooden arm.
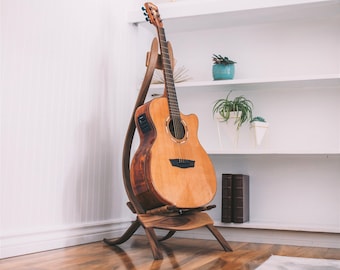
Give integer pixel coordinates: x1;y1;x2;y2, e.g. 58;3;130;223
122;38;175;214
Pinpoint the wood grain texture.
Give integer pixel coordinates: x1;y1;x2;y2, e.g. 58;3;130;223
1;236;340;270
131;97;216;210
138;212;214;231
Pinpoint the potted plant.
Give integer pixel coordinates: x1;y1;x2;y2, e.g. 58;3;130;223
212;90;253;129
212;54;236;80
250;116;269;145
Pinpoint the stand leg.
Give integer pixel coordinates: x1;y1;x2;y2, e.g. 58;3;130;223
144;227;164;260
206;224;233;252
103;219;141;246
158;230;176;242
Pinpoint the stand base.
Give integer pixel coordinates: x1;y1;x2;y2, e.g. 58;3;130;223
104;212;232;260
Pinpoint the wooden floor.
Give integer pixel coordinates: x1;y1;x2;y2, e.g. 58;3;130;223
1;235;340;270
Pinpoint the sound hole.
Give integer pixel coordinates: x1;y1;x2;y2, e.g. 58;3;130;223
168;118;185;140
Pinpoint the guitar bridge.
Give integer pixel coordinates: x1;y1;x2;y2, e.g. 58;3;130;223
169;159;195;169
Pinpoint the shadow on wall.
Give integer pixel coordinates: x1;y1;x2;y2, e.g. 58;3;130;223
62;80;121;224
64;114;115;224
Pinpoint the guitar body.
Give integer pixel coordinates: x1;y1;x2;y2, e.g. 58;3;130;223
131;97;217;210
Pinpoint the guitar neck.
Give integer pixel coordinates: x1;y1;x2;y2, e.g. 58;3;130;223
158;27;180;120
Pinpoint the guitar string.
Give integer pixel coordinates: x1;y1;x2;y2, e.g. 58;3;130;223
159;28;185;163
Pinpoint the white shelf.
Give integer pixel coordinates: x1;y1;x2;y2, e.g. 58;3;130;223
214;221;340;234
129;0;340;33
208;151;340;156
149;74;340;91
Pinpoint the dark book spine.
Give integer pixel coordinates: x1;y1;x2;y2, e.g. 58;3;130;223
232;174;249;223
221;174;233;223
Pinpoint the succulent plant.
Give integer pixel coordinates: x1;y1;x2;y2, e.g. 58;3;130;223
212;54;236;65
250;116;266;123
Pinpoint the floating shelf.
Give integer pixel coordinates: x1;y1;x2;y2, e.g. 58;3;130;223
148;74;340;91
129;0;340;33
208;152;340;156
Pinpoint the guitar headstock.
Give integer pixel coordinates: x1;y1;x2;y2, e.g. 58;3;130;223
142;2;163;28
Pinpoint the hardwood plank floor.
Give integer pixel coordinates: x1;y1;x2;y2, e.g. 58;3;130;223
1;235;340;270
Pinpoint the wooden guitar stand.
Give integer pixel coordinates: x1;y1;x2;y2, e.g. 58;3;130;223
103;38;232;260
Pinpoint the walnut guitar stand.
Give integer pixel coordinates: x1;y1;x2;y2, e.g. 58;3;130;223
103;38;232;260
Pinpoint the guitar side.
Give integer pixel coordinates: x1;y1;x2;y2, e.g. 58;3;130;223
130;97;217;210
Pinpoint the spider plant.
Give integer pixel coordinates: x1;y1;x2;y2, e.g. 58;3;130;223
212;90;253;129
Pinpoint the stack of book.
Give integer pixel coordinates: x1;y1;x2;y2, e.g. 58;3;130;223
222;174;249;223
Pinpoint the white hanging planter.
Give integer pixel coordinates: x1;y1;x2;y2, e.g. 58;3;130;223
214;111;241;147
250;120;269;145
214;111;242;123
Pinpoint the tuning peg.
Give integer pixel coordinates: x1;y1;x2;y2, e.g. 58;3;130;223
141;6;146;11
145;17;150;22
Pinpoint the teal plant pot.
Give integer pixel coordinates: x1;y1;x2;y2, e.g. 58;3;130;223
212;64;235;80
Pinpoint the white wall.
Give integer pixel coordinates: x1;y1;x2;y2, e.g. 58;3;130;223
0;0;138;258
1;0;339;258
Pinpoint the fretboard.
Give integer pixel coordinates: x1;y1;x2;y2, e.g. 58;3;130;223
158;28;180;120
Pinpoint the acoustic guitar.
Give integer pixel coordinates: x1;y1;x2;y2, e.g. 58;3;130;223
130;2;217;211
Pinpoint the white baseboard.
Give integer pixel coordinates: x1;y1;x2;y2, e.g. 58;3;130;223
136;221;340;249
0;219;133;259
170;226;340;249
3;219;339;259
